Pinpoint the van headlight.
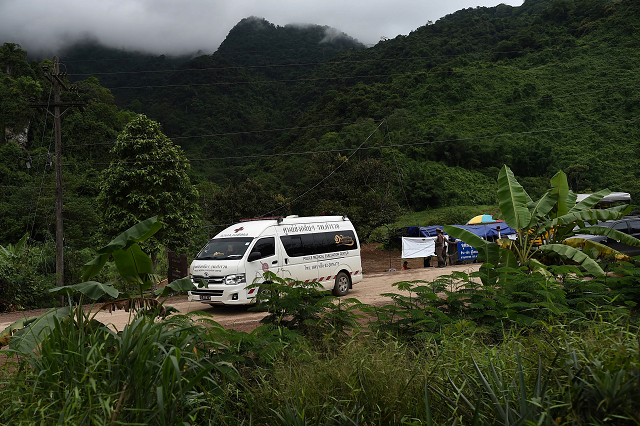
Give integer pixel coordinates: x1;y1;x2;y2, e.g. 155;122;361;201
225;274;246;285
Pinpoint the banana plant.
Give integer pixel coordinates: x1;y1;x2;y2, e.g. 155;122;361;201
445;165;640;277
0;232;29;261
1;217;195;351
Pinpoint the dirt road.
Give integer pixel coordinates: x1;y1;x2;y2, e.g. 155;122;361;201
0;263;480;334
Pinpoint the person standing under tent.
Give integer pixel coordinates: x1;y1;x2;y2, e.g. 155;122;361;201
435;229;447;267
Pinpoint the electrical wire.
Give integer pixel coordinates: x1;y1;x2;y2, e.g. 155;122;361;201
62;83;640;149
258;120;386;217
64;42;632;75
27;85;55;238
63;117;639;167
100;61;638;90
387;120;411;211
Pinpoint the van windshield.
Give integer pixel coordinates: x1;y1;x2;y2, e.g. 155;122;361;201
195;237;254;260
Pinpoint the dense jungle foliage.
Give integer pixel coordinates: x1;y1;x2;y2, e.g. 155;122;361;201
2;259;640;424
1;0;640;307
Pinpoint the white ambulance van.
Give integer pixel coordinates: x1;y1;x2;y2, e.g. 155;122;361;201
188;215;363;305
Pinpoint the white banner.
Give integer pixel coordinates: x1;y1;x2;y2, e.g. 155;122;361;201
402;237;436;259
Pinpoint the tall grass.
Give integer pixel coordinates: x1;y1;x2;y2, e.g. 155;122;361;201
1;280;639;425
0;311;233;425
232;315;639;425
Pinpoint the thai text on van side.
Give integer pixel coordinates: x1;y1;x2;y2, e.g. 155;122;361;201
305;261;340;271
281;222;340;234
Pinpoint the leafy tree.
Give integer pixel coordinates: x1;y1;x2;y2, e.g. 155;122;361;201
0;43;42;149
202;178;289;228
97;114;201;271
302;154;403;240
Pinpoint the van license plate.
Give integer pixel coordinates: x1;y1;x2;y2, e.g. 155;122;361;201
200;295;211;301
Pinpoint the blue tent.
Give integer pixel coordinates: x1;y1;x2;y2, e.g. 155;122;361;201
447;223;515;238
401;223;515;239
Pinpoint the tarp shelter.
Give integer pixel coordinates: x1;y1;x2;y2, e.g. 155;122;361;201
402;223;516;239
448;223;516;239
401;237;436;259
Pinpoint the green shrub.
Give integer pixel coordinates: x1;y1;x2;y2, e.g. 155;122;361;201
249;271;364;342
0;239;55;311
0;311;234;425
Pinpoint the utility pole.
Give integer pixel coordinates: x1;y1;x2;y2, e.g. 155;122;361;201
30;56;85;288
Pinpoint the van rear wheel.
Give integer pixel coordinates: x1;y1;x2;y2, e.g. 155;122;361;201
332;272;350;296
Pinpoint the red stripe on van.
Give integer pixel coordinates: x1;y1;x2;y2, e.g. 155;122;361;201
326;276;332;281
354;271;360;275
312;278;317;282
305;280;310;283
319;277;324;282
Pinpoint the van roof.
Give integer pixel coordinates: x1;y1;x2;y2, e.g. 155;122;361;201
213;216;350;239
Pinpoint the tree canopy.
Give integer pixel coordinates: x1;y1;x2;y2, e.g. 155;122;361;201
97;114;201;262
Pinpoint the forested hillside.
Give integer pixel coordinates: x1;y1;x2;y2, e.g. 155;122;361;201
1;0;640;276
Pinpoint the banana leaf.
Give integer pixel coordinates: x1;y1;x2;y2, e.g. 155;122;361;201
81;253;110;282
571;226;640;247
549;171;570;217
564;238;632;262
553;206;629;227
497;165;531;230
5;307;72;353
96;216;162;255
538;244;605;277
570;189;611;213
526;192;557;228
49;281;120;300
112;243;154;279
155;277;196;297
82;217;162;281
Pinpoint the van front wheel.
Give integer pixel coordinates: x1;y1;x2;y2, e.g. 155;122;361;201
332;272;350;296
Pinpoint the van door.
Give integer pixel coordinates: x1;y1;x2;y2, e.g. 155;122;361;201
277;233;318;284
244;236;278;298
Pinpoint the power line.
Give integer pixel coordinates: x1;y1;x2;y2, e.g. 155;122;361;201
259;120;386;217
63;83;640;149
61;116;640;167
66;43;633;76
387;120;411;211
100;60;638;90
29;86;56;239
0;185;56;189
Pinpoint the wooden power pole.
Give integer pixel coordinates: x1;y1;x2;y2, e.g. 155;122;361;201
30;56;85;288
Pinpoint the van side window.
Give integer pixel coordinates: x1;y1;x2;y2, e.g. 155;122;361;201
250;237;275;259
331;231;358;251
280;235;303;257
313;232;330;254
280;230;358;257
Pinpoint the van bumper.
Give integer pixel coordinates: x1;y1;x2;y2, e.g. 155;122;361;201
188;286;257;305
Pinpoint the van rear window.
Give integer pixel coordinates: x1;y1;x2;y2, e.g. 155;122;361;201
280;230;358;257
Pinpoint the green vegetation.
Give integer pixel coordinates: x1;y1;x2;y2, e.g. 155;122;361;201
3;0;640;275
446;165;640;277
2;263;639;424
97;114;201;272
2;3;640;421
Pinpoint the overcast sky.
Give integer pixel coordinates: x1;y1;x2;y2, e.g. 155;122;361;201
1;0;523;56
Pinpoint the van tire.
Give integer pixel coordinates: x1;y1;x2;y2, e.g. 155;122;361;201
332;272;350;297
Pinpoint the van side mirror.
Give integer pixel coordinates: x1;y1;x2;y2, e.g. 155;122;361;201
247;251;262;262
